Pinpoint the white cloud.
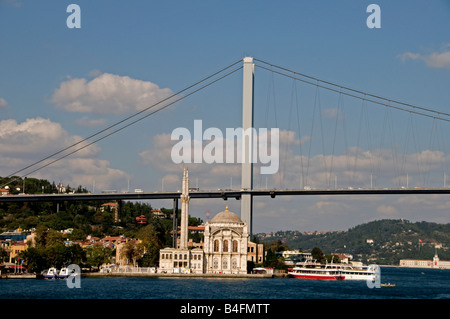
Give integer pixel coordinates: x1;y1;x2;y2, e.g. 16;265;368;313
399;47;450;70
137;126;450;231
0;117;129;190
51;72;174;115
0;117;98;157
0;97;8;109
138;127;450;191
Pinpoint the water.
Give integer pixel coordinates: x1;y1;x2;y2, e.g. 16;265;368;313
1;267;449;299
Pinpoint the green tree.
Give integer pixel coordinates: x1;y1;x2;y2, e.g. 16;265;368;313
137;224;163;267
85;245;113;270
20;247;47;273
121;240;145;267
311;247;325;263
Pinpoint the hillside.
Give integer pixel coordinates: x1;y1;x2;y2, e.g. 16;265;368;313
2;177;450;266
0;176;203;246
256;219;450;265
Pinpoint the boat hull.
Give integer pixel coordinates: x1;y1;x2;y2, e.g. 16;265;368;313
341;273;375;281
289;273;345;280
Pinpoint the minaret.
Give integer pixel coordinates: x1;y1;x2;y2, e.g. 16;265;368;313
180;167;190;250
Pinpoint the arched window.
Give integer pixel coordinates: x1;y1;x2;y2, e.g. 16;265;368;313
214;240;219;252
232;240;238;252
223;240;229;252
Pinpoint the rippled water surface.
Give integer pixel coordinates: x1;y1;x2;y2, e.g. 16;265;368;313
1;267;449;299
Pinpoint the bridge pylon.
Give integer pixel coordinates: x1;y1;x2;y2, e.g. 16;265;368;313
241;57;254;236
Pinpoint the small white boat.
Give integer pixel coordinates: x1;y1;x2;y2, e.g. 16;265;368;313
57;266;80;279
57;267;69;279
44;267;59;280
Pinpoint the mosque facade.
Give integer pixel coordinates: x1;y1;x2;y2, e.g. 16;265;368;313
158;168;249;274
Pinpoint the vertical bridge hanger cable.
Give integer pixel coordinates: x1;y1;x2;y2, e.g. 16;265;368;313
253;58;450;121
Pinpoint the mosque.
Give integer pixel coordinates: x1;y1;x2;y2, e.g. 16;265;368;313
158;168;260;274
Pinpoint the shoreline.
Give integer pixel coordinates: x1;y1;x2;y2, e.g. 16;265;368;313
83;272;278;279
10;265;448;280
1;272;277;279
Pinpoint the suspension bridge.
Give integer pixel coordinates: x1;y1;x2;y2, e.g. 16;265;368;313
1;57;450;235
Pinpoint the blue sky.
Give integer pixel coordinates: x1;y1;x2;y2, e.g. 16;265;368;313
1;1;450;232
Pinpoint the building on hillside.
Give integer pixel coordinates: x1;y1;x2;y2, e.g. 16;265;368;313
136;215;147;225
277;250;312;266
151;209;166;218
247;241;264;264
8;241;27;263
100;202;120;223
332;253;352;264
0;230;27;242
175;237;204;250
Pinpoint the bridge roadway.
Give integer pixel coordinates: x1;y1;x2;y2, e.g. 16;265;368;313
1;188;450;203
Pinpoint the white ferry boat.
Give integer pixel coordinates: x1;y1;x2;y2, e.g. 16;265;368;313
340;264;377;281
44;267;59;280
288;263;345;280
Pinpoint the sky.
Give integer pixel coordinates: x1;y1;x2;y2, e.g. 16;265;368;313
1;0;450;233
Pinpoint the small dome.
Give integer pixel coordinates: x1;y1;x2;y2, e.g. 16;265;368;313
210;206;243;224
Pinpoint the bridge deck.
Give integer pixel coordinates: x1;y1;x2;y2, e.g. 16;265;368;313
1;188;449;202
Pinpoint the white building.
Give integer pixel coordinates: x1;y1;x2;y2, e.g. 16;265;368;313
203;206;249;274
158;168;250;275
400;252;450;269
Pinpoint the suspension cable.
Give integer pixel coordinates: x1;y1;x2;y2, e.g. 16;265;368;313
1;60;243;187
254;58;450;122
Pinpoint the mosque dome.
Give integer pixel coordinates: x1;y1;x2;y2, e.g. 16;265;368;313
210;206;243;224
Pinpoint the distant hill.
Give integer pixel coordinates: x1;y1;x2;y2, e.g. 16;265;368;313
256;219;450;265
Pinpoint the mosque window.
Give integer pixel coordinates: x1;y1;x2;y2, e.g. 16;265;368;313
214;240;219;252
223;240;229;252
